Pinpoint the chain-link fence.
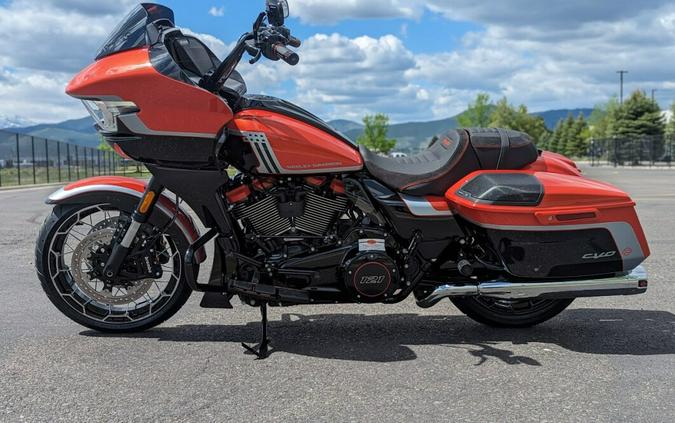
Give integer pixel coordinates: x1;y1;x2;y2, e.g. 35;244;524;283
0;130;148;188
587;134;675;167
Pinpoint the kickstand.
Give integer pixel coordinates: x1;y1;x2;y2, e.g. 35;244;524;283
242;303;271;359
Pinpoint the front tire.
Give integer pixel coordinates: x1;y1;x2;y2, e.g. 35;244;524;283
451;297;574;328
35;201;193;333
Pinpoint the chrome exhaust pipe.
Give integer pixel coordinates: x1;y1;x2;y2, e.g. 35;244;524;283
417;266;648;309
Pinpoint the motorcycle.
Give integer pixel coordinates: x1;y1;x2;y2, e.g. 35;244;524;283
36;1;650;359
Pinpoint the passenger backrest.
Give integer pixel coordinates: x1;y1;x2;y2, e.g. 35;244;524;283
465;128;539;170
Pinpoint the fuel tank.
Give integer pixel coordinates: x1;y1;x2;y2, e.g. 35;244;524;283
227;97;363;175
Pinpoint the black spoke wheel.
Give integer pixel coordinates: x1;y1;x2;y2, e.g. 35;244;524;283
36;201;193;333
451;297;574;328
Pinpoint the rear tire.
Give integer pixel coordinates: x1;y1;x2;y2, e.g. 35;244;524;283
451;297;574;328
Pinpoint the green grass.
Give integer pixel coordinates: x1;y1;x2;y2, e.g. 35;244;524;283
0;164;237;188
0;164;150;187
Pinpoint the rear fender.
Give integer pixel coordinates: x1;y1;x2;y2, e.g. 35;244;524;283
47;176;206;263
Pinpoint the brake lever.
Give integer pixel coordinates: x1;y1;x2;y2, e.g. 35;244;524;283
244;39;262;64
249;50;262;64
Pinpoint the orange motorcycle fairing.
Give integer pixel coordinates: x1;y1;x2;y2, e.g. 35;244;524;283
66;47;233;139
228;109;364;175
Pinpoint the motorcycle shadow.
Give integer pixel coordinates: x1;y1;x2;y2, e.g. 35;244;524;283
82;308;675;364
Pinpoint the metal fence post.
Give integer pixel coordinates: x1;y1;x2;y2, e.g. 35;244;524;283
16;133;20;185
75;146;80;179
67;144;71;181
31;136;36;184
45;138;50;183
57;142;62;182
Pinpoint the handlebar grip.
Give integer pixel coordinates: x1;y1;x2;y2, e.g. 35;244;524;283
288;36;302;48
273;44;299;66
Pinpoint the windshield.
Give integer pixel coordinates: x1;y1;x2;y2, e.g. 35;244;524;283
96;3;174;60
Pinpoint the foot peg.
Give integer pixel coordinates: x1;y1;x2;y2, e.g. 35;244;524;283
242;303;271;359
199;292;233;309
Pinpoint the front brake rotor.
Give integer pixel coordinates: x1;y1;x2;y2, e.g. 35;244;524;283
71;229;154;306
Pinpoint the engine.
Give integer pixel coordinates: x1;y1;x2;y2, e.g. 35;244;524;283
225;176;407;304
228;176;350;238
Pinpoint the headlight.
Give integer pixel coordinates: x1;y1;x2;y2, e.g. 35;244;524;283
82;100;139;133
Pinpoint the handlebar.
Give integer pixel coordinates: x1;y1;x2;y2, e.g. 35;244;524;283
199;12;302;93
288;36;302;48
273;44;299;66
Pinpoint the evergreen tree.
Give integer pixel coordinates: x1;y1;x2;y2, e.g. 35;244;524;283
566;114;590;157
609;91;665;138
589;98;619;139
666;101;675;138
357;114;397;154
609;90;666;162
548;119;564;153
558;114;575;156
457;93;494;128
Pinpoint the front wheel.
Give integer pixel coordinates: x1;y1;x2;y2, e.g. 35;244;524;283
35;202;193;333
451;297;574;328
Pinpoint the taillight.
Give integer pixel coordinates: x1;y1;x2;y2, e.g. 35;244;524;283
82;100;139;133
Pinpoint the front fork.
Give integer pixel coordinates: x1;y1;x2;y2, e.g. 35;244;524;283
102;177;164;279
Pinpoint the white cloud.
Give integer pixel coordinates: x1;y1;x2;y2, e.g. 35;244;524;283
292;0;424;24
1;0;675;126
208;6;225;17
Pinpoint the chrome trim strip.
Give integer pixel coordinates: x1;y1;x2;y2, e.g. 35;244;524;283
118;114;216;139
417;266;648;308
463;218;646;272
400;194;453;217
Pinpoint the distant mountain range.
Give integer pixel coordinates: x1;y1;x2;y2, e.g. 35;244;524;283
0;114;36;130
8;117;100;147
331;108;595;152
1;108;596;152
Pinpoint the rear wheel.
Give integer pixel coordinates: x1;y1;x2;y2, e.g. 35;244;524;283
451;297;574;328
35;202;193;333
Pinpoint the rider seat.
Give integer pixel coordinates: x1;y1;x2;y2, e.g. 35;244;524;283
360;128;539;196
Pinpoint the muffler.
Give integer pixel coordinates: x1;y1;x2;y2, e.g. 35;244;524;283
417;266;648;308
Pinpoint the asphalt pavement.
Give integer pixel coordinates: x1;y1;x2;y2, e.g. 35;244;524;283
0;167;673;422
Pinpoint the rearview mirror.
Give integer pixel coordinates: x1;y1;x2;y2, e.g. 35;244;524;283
266;0;289;27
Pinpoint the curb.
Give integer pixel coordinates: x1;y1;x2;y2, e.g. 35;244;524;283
0;182;66;192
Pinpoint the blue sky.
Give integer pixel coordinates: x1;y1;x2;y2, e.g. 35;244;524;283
165;1;481;54
0;0;674;125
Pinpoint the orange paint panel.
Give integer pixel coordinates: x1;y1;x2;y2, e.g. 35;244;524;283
67;48;232;137
229;109;363;174
425;196;452;212
523;152;581;176
64;176;147;192
446;170;650;257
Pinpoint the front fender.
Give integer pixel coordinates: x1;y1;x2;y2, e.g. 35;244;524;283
47;176;206;263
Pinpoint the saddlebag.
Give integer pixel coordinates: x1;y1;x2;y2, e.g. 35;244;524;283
446;170;650;279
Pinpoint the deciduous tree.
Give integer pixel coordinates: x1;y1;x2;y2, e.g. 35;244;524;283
357;114;397;155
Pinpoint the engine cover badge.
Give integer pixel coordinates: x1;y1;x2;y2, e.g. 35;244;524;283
343;252;399;302
358;239;386;252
